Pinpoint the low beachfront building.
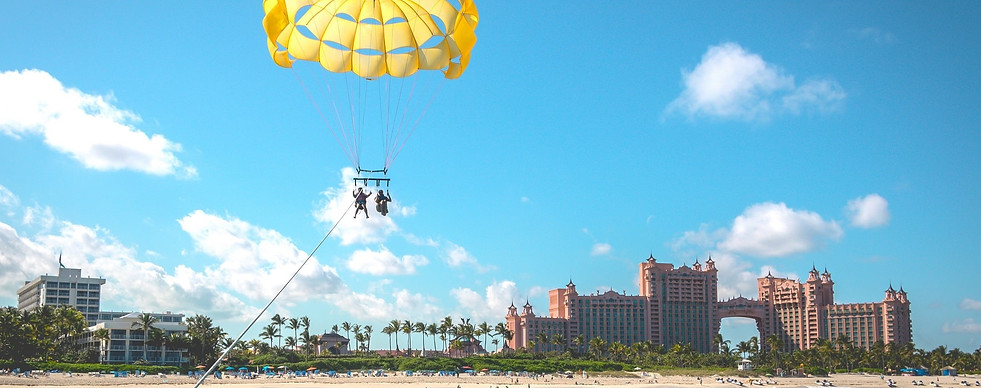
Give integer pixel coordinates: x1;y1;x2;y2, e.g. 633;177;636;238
316;331;350;355
77;311;188;365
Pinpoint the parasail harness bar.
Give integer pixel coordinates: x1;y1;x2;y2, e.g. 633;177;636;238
354;167;390;187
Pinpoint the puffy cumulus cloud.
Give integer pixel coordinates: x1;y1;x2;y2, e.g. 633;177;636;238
960;298;981;311
670;223;728;256
0;222;56;299
0;185;18;217
392;289;443;321
0;69;195;178
313;167;401;246
846;194;890;228
590;242;612;256
441;241;494;272
666;42;844;121
942;318;981;334
3;218;255;321
719;202;843;258
22;204;55;232
330;288;396;321
346;246;429;275
178;210;345;305
450;280;521;323
709;252;758;298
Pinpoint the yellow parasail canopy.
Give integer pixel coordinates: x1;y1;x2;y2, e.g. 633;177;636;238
262;0;478;79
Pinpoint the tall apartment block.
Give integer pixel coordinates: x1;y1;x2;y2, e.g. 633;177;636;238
16;266;106;326
506;256;912;353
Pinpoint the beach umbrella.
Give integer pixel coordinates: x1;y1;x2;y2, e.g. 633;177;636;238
239;367;249;370
278;366;287;369
195;365;206;369
225;366;235;370
262;366;271;370
307;367;317;371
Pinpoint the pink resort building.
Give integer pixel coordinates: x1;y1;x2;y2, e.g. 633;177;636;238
505;255;912;353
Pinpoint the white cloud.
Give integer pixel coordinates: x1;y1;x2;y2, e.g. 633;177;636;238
942;318;981;334
346;246;429;275
0;185;18;217
590;242;612;256
666;42;844;121
178;210;345;305
22;204;55;232
330;288;394;321
0;217;255;321
441;241;493;272
960;298;981;311
392;289;442;321
450;280;521;323
719;202;843;258
0;69;195;178
782;79;846;114
846;194;890;228
313;167;401;246
0;222;55;296
854;27;896;45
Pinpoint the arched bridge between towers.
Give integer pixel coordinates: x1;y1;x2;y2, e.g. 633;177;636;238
717;296;773;341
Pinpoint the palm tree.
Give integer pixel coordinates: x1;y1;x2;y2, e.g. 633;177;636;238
131;313;158;363
413;322;426;355
363;325;373;353
402;320;412;354
341;321;352;352
287;318;300;352
834;335;853;371
589;336;606;360
93;328;110;364
426;323;439;353
737;340;751;358
609;341;628;362
713;333;731;355
271;314;286;348
247;339;263;355
572;334;586;356
766;334;783;370
535;331;549;353
382;326;394;352
352;324;362;354
477;322;491;353
387;320;401;351
440;316;453;350
551;333;565;353
260;323;278;347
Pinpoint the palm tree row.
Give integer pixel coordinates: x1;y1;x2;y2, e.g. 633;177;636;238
0;305;89;363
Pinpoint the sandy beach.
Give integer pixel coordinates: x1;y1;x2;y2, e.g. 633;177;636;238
2;372;978;388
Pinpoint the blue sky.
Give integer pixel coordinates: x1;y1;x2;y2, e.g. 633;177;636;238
1;2;979;351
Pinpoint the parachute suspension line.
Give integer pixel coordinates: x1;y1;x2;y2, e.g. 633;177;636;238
381;75;393;172
388;76;447;168
290;67;357;167
193;199;356;388
384;72;410;169
316;68;359;168
385;74;414;169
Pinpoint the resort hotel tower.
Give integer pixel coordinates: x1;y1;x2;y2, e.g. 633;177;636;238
505;255;912;353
